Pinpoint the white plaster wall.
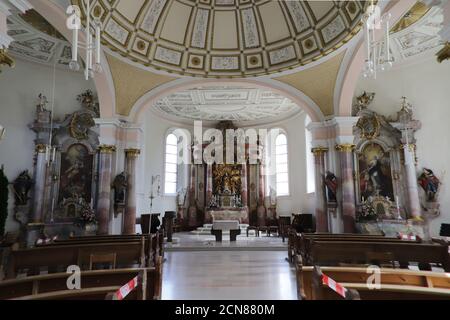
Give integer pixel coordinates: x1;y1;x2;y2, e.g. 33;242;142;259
0;58;96;234
355;57;450;237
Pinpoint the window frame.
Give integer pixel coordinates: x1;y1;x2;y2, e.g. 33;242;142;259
274;132;290;197
164;133;179;196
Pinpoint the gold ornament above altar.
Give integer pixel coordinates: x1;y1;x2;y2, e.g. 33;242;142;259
213;164;242;195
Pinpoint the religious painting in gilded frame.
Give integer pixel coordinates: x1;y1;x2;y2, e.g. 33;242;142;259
358;143;394;202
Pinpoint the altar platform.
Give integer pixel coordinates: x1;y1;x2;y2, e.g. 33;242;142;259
164;232;287;252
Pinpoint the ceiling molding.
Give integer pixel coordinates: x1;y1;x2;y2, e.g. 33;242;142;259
274;50;346;117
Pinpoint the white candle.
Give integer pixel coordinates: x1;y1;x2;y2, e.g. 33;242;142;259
95;23;101;64
72;28;78;62
385;19;390;62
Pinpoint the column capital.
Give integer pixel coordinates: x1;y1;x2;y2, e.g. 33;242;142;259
335;144;356;153
98;145;116;154
311;147;329;155
125;148;141;158
35;144;47;153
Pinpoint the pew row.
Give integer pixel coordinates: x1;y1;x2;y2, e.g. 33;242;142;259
0;258;163;300
287;231;419;264
6;231;165;280
299;265;450;300
302;240;450;272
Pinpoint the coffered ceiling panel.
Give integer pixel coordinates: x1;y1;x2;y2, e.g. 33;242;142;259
72;0;367;78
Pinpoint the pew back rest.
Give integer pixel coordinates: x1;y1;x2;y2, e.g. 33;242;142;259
299;266;450;300
0;267;157;300
309;241;450;271
7;241;145;279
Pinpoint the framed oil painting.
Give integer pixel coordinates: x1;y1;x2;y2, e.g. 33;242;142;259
358;143;394;202
58;143;94;205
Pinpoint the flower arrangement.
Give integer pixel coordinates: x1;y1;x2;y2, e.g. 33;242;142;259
76;205;97;227
357;201;378;222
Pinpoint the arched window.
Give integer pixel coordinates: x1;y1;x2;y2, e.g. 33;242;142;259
164;133;178;195
305;116;315;193
275;133;289;196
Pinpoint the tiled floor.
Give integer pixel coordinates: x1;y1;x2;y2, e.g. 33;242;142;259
165;232;287;251
161;251;297;300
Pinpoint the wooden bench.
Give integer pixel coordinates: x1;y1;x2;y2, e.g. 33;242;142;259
296;233;421;266
304;240;450;272
287;232;413;264
0;258;163;300
6;239;146;279
299;265;450;300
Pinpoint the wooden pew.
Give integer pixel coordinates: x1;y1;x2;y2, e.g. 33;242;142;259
0;265;162;300
299;265;450;300
296;233;421;266
288;232;414;264
6;239;146;279
305;240;450;272
42;231;164;267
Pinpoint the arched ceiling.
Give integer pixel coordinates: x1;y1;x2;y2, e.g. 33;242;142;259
72;0;367;78
151;85;301;125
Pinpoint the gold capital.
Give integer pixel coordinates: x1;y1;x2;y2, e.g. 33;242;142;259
35;144;47;153
335;144;356;152
125;148;141;158
98;145;116;154
311;147;328;156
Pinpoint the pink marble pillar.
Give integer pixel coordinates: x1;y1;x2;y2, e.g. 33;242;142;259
123;148;140;234
206;164;213;205
257;162;267;226
403;145;422;219
241;163;248;207
312;147;328;232
97;145;115;235
188;164;197;227
336;144;356;233
32;144;47;223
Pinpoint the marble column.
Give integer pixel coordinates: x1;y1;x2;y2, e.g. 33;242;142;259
403;144;422;219
188;164;197;227
241;162;248;207
97;145;115;235
312;147;328;232
205;164;213;223
123;148;140;234
336;144;356;233
32;144;47;223
257;162;267;226
206;164;213;204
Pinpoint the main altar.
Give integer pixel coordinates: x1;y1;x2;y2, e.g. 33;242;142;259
183;121;268;229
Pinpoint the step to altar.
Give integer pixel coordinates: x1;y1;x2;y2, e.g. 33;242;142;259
191;223;250;235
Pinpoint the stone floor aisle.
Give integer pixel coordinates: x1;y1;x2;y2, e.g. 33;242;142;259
161;251;297;300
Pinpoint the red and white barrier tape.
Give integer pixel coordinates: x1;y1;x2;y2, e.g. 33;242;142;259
398;233;417;241
322;274;347;298
114;276;138;300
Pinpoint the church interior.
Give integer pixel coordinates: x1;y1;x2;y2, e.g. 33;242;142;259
0;0;450;302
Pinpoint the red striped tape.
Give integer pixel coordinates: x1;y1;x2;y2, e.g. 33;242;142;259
322;274;347;298
114;276;138;300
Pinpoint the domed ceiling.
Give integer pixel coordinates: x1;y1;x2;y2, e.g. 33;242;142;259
73;0;367;77
152;86;300;124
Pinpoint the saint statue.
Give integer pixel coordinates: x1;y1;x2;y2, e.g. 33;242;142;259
324;171;337;202
418;168;440;201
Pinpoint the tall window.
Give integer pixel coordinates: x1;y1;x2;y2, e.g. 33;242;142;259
275;133;289;196
305;116;315;193
164;133;178;195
